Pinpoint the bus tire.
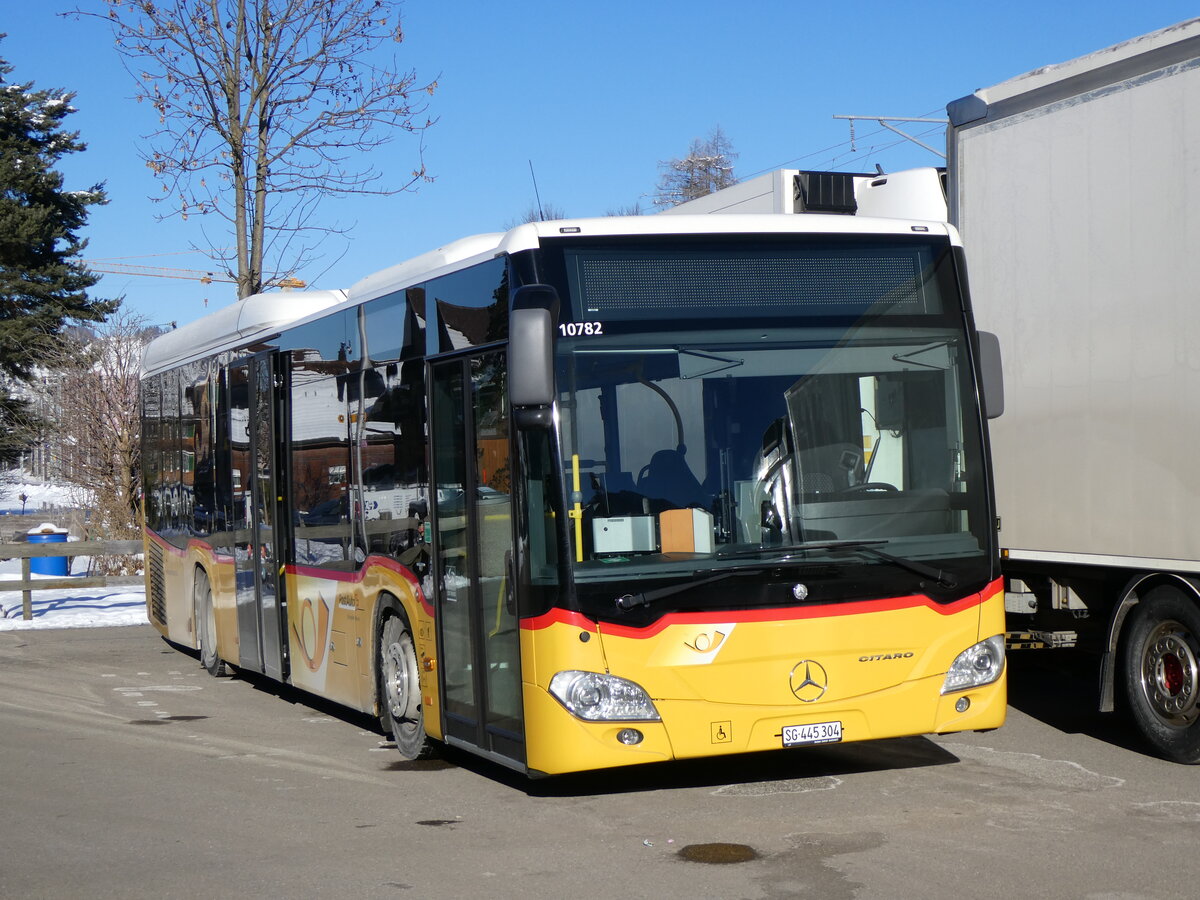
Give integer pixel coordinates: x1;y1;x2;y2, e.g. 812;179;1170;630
1121;585;1200;763
379;613;435;760
195;568;227;677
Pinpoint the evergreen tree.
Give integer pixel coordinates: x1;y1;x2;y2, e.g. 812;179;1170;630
0;45;115;466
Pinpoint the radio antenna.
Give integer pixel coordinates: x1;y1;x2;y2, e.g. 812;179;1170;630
528;160;546;221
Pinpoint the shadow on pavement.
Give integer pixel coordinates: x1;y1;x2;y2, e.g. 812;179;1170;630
510;736;959;798
174;637;1172;791
1004;647;1150;757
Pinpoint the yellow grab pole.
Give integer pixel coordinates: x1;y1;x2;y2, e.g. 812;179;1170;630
569;454;584;562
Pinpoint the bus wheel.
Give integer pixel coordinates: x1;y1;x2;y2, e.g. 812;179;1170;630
1122;585;1200;763
195;569;227;677
380;614;435;759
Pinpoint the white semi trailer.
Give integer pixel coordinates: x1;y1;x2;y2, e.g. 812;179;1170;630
670;22;1200;762
947;19;1200;764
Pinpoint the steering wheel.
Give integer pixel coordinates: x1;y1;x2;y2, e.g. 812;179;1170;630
842;482;898;493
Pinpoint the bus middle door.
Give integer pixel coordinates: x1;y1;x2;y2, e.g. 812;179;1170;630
229;353;287;681
430;352;525;766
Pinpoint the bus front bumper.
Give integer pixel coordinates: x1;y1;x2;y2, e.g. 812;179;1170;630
522;671;1006;777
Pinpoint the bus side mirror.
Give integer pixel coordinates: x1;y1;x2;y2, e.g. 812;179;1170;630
509;284;559;426
977;331;1004;419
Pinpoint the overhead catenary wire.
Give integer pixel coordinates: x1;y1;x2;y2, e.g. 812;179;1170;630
832;115;949;160
741;108;947;179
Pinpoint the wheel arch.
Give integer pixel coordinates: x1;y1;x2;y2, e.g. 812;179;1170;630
1099;572;1200;712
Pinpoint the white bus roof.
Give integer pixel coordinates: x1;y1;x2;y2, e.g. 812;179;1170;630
347;212;955;306
141;288;348;376
143;213;955;376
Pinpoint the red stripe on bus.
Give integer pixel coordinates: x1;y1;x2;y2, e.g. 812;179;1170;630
144;529;185;557
143;530;238;565
286;556;432;617
142;531;430;613
520;578;1002;638
520;607;599;633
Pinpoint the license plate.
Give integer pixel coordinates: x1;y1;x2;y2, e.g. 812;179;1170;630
782;720;842;747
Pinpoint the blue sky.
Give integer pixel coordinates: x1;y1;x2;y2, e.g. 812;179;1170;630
3;1;1198;328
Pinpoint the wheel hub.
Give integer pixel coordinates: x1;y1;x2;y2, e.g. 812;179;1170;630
384;637;419;721
1142;623;1200;726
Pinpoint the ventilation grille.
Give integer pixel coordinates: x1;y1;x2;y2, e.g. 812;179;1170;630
794;171;861;214
147;542;166;626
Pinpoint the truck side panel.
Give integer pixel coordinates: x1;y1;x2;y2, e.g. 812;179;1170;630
951;32;1200;566
948;19;1200;763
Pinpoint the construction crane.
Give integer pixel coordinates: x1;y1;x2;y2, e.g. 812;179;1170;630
84;261;235;284
83;257;306;289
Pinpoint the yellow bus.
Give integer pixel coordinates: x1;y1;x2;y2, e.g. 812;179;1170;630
141;195;1007;777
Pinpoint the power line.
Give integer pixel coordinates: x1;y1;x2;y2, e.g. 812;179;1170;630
832;115;948;160
743;108;947;178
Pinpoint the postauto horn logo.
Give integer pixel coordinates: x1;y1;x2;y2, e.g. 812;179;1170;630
789;659;829;702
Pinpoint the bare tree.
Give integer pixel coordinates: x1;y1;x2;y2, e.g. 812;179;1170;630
80;0;437;298
43;312;150;569
503;201;569;230
610;203;643;217
653;126;739;209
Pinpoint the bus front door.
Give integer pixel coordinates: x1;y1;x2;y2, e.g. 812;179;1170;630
430;353;525;766
229;354;286;681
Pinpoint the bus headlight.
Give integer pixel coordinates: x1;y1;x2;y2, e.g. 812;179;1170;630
549;670;662;721
941;635;1005;694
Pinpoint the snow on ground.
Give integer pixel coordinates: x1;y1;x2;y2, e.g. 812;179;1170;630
0;557;148;631
0;470;82;514
0;472;144;629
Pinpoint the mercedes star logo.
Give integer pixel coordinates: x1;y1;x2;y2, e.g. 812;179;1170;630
789;659;829;702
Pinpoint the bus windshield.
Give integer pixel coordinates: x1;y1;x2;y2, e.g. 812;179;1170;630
545;238;993;616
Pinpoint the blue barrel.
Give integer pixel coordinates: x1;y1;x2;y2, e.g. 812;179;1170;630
27;526;69;576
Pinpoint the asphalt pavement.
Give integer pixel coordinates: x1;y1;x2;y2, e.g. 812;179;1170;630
1;628;1197;900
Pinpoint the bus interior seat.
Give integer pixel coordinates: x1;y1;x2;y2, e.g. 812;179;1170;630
637;448;707;510
586;471;644;517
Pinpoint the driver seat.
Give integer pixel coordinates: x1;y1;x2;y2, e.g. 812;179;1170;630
637;449;707;509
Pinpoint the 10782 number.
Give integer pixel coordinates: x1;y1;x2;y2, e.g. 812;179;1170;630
559;322;603;336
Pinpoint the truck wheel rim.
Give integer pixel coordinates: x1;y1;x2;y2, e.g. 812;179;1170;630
1141;622;1200;727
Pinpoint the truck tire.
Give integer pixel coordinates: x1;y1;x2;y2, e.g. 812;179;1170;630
1121;585;1200;763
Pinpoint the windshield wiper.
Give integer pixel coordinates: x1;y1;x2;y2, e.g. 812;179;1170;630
615;568;764;610
717;540;957;589
615;538;958;610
